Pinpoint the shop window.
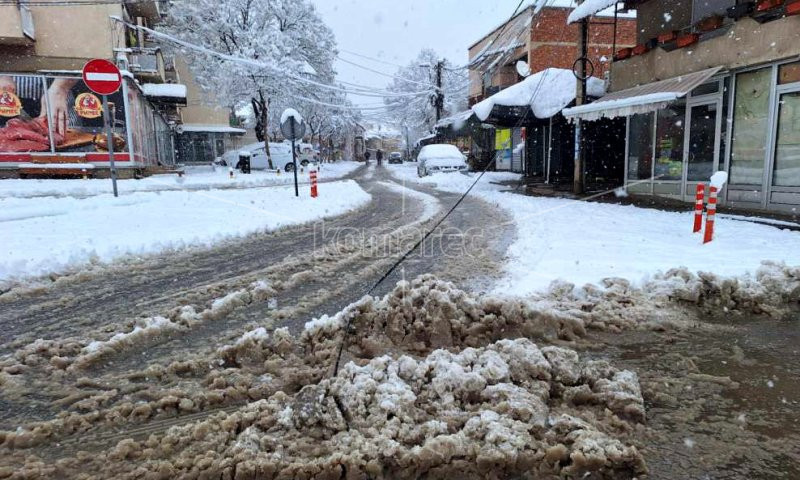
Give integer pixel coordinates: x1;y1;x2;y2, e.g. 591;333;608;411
773;92;800;187
686;103;718;181
730;68;771;185
627;113;654;180
691;81;719;97
654;104;686;181
778;61;800;85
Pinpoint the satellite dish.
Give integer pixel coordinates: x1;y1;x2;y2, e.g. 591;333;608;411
516;60;531;78
175;124;184;135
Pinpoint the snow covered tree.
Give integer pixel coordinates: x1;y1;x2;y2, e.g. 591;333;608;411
383;49;468;142
164;0;337;167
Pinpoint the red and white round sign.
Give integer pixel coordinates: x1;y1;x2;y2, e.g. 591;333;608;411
82;59;122;96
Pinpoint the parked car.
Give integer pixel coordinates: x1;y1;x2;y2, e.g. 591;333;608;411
417;144;468;177
217;142;317;172
388;152;403;164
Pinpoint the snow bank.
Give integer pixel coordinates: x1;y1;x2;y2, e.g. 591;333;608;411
0;180;370;283
14;335;645;478
0;162;362;199
387;164;800;298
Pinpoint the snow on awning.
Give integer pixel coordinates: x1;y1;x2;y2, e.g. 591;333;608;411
435;110;475;129
181;125;247;134
562;67;723;121
567;0;619;24
471;68;606;122
141;83;187;99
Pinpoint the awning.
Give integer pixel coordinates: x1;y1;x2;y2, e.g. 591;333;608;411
180;125;247;134
562;67;723;121
435;110;476;129
472;68;606;122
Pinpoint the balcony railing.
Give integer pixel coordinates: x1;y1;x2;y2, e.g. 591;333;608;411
128;47;165;82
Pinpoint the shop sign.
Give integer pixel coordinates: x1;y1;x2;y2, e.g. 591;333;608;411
74;93;103;119
0;90;21;117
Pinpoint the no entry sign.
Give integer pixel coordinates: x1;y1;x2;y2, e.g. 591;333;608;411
82;59;122;96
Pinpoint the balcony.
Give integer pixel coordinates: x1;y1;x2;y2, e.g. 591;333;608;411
0;2;35;46
128;47;166;83
124;0;166;24
611;12;800;91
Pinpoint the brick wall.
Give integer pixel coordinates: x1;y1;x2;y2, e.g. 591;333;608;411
468;6;636;104
529;8;636;79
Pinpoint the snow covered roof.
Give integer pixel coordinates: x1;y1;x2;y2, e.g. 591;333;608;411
181;124;247;134
468;9;532;72
142;83;187;99
435;110;475;129
562;67;722;121
567;0;618;23
471;68;606;121
365;124;402;139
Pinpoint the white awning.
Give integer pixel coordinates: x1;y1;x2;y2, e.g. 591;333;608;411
142;83;187;99
472;68;606;121
562;67;723;121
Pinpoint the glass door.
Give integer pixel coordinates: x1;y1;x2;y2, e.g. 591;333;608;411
684;101;721;200
771;91;800;188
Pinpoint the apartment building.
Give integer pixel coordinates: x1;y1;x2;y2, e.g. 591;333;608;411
565;0;800;213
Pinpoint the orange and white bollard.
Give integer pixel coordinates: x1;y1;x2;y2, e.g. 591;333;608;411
310;169;318;198
703;186;718;244
693;183;705;233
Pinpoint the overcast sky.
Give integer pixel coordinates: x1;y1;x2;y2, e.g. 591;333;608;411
310;0;580;110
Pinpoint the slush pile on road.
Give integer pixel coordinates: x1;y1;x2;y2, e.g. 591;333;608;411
1;276;649;479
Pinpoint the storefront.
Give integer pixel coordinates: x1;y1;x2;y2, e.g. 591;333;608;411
0;73;173;172
565;60;800;212
175;126;246;164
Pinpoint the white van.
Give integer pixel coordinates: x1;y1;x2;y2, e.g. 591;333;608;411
219;142;316;172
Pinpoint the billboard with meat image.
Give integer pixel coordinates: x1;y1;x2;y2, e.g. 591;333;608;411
0;74;128;158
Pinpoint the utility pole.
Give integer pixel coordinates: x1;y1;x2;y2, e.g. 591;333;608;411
573;18;589;195
434;60;444;122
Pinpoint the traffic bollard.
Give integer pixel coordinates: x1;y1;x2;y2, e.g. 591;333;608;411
310;169;318;198
703;186;718;244
693;183;705;233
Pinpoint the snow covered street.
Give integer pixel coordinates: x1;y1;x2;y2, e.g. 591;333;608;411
1;164;800;479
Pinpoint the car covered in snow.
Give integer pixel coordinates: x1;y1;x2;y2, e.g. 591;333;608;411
217;142;316;172
388;152;404;164
416;144;468;177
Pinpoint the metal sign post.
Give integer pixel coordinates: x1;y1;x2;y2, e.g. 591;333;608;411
102;95;118;197
280;110;306;198
291;122;299;197
82;59;122;197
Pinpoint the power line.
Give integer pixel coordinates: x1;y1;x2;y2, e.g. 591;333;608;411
115;18;437;100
